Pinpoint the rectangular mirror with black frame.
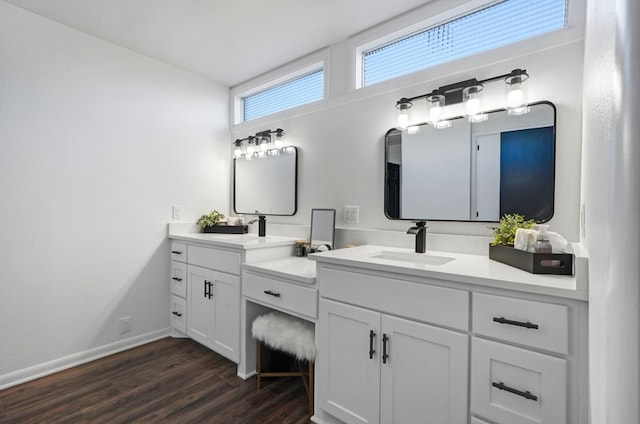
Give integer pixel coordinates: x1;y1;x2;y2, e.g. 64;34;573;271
385;101;556;222
233;147;298;216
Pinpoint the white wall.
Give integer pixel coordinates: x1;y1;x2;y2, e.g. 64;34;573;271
231;0;585;246
582;0;640;422
0;1;230;387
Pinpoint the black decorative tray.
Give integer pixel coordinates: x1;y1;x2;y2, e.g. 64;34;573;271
203;224;248;234
489;244;573;275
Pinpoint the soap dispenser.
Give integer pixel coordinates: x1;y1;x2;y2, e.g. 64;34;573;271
535;224;552;253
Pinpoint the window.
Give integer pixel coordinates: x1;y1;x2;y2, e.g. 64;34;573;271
361;0;567;87
242;68;324;122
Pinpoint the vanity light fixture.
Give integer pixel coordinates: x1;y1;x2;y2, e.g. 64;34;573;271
233;128;287;160
394;68;530;130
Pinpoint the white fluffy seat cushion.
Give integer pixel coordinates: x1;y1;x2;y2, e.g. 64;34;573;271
252;312;316;361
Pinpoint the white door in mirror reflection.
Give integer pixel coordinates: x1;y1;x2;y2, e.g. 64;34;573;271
234;148;297;216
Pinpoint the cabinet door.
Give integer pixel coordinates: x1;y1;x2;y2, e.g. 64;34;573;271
187;265;215;346
210;272;240;363
319;299;381;424
380;315;468;424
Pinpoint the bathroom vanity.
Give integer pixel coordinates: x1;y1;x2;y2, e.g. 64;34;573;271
309;245;588;424
168;231;296;363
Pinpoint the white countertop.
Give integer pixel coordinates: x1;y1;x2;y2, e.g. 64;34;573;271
243;257;316;285
168;232;297;250
309;244;588;301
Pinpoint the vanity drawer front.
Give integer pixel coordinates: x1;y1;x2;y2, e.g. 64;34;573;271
170;261;187;298
318;266;468;330
473;293;568;355
243;272;318;320
187;245;241;275
170;242;187;262
170;295;187;333
471;337;567;424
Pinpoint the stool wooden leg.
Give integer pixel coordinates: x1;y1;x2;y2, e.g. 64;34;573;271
256;340;262;391
308;360;314;416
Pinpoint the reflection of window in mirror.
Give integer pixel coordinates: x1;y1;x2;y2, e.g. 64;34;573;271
310;209;336;252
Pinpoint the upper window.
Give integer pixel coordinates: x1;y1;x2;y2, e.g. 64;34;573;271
361;0;567;87
241;67;324;122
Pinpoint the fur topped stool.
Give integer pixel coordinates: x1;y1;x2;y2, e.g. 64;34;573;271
252;311;316;415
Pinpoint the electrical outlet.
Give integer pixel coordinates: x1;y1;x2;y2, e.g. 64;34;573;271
120;316;132;334
344;205;359;224
172;205;182;220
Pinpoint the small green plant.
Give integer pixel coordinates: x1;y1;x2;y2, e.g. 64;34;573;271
197;210;225;230
491;213;536;246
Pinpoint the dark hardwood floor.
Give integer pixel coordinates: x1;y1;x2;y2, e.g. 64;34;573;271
0;338;311;424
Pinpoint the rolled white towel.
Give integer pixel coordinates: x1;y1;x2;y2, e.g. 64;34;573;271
514;228;538;252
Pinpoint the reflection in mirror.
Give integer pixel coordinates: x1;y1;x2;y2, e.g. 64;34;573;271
385;101;555;222
234;147;297;216
310;209;336;252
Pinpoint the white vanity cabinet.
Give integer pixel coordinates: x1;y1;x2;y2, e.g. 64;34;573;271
319;298;468;424
311;245;588;424
167;232;295;366
317;266;470;424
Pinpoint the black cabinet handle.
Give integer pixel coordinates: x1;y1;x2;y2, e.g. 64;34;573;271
171;250;183;254
492;381;538;401
263;290;281;298
172;311;182;317
382;334;389;364
172;277;182;282
493;316;539;330
369;330;376;359
204;280;213;299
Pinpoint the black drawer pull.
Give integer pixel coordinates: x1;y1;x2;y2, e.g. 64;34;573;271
263;290;281;298
172;277;182;282
492;381;538;401
382;334;389;364
369;330;376;359
171;250;183;254
493;316;539;329
172;311;183;317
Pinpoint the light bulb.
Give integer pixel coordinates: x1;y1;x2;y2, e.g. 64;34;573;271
274;137;284;149
504;69;529;115
397;111;410;129
395;99;413;130
234;146;242;158
507;86;525;108
260;138;269;152
246;142;255;155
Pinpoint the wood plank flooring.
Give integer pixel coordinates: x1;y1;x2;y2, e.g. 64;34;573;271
0;337;310;424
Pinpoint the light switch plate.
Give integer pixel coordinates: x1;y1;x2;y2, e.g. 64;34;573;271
344;205;359;224
172;205;182;220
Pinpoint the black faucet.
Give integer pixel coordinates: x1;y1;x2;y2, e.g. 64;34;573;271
258;215;266;237
407;221;427;253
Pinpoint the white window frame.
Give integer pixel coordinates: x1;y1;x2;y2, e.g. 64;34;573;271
350;0;584;91
231;50;329;125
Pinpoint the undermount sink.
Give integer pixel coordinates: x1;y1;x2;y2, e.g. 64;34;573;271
371;250;455;265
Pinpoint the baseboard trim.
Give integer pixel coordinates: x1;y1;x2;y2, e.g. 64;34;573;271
0;328;171;390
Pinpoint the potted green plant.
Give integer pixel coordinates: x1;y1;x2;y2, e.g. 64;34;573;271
197;210;225;233
491;213;536;246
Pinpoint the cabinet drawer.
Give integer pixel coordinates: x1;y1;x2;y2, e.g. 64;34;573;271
170;295;187;333
170;242;186;262
471;337;567;424
243;271;318;320
187;245;241;275
170;261;187;298
473;293;568;355
318;266;468;330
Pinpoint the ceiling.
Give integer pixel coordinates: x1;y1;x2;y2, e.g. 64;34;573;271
5;0;431;87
